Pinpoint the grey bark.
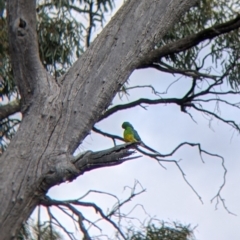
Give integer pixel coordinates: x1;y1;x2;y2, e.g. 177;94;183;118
0;0;198;239
0;100;21;120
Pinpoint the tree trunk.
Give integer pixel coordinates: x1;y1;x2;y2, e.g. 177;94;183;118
0;0;198;238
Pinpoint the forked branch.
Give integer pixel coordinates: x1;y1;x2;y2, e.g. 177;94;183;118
40;181;146;239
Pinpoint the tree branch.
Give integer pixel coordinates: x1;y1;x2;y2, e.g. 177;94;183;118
100;97;183;121
39;143;140;191
56;0;198;154
86;1;94;48
0;0;199;237
47;207;76;240
0;99;21;120
93;124;231;211
149;61;219;79
7;0;47;105
192;104;240;132
40;181;146;239
138;14;240;67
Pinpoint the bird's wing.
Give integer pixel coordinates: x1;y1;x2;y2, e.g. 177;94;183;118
133;129;141;141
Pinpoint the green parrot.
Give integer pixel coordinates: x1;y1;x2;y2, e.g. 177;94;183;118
122;122;141;143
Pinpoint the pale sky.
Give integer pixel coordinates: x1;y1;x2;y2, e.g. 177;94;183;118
33;1;240;240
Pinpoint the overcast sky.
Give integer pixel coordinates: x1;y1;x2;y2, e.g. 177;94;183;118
33;1;240;239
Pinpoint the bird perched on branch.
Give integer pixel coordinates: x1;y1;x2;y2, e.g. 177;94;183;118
122;121;160;154
122;122;141;143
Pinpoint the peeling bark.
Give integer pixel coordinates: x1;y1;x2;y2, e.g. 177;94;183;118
0;0;198;238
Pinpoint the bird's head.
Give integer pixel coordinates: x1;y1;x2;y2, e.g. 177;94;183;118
122;122;133;129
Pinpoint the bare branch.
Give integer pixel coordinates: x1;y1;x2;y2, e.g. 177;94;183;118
100;97;182;121
47;207;76;240
40;181;147;239
136;141;228;207
107;180;146;218
40;143;140;192
0;99;21;120
120;84;162;97
93;121;231;210
92;126;122;145
36;3;90;14
149;61;219;79
72;144;140;172
86;1;94;48
69;206;91;240
192;104;240;132
41;197;127;240
193;98;240;111
210;159;236;215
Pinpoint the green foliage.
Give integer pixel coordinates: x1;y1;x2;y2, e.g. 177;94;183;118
37;9;85;76
0;0;240;145
1;0;240;151
1;1;239;238
0;0;115;91
36;0;114;76
157;0;240;88
127;222;196;240
0;0;114;152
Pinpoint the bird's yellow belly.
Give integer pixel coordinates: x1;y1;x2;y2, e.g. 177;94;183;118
124;134;137;142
